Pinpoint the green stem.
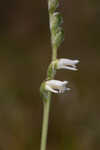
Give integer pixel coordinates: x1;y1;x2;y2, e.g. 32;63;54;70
52;46;57;61
40;1;58;150
40;40;57;150
40;93;51;150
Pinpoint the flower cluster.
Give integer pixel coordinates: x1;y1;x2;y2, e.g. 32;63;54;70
44;58;79;94
40;0;79;96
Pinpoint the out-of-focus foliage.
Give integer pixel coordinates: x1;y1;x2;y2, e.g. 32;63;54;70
0;0;100;150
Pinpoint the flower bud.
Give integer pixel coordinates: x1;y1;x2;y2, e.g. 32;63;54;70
50;12;63;31
48;0;59;13
52;27;64;48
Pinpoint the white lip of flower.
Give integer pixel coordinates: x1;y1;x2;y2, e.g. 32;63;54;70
45;80;70;94
57;58;79;71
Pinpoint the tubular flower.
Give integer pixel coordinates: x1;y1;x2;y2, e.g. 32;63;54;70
45;80;70;94
56;58;79;71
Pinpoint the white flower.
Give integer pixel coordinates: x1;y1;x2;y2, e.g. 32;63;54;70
45;80;70;94
57;58;79;71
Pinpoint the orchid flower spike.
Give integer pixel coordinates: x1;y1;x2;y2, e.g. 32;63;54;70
45;80;70;94
56;58;79;71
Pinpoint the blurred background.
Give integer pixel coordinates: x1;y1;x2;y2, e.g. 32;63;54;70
0;0;100;149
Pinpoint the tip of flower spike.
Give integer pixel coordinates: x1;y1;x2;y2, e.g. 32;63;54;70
48;0;59;13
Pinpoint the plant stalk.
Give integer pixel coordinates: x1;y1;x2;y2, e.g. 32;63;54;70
40;93;51;150
40;1;58;150
40;48;57;150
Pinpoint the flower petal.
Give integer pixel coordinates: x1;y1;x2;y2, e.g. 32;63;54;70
45;85;58;93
